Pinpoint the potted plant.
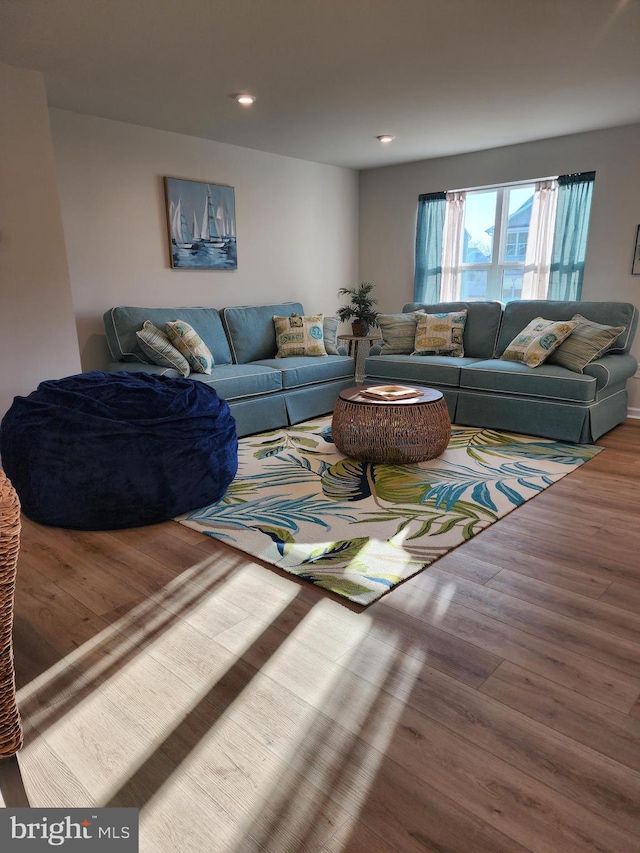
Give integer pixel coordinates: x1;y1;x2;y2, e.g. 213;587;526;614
336;282;380;337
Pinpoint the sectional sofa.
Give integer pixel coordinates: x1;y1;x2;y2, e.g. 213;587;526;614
364;300;638;443
103;302;355;437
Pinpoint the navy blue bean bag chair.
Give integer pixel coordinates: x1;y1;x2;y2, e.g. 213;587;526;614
0;371;238;530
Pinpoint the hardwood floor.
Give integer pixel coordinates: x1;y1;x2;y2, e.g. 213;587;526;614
2;419;640;852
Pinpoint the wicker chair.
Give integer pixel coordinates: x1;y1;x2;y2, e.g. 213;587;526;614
0;471;23;757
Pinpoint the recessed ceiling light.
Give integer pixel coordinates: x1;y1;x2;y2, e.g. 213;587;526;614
235;93;256;106
376;134;394;144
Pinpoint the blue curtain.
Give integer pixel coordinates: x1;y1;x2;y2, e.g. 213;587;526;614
414;192;446;303
548;172;595;300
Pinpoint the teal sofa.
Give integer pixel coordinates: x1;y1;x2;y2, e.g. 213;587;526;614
364;300;638;443
103;302;355;437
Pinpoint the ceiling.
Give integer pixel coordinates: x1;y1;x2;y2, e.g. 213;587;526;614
2;0;640;170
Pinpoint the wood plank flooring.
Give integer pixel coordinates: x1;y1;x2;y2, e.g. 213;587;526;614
2;419;640;852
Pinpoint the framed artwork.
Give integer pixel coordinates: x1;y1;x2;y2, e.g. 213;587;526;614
164;177;237;270
633;224;640;275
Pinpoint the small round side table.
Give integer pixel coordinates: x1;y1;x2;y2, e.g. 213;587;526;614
337;334;381;380
332;385;451;464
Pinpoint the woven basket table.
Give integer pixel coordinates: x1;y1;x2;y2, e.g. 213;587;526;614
0;471;23;757
332;386;451;464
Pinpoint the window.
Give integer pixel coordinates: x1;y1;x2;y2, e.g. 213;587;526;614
414;172;595;305
459;183;540;303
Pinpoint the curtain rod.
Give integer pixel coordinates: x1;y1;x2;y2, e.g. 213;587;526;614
449;176;558;194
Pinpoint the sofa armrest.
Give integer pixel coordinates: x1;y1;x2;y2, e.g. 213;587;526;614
368;344;383;356
583;353;638;388
336;345;349;356
105;361;181;378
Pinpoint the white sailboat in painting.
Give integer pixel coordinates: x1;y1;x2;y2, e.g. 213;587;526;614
199;187;226;248
170;199;192;247
226;202;236;243
215;196;236;243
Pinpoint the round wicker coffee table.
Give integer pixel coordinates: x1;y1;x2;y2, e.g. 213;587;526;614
332;385;451;464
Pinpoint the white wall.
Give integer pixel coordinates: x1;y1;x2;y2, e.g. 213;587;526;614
359;123;640;413
5;88;638;420
0;64;81;422
49;110;359;371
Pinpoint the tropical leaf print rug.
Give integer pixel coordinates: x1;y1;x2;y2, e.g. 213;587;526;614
177;417;602;606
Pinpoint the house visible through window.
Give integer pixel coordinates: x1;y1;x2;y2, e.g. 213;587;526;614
414;172;595;305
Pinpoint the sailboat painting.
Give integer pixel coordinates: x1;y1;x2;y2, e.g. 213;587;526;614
164;177;237;270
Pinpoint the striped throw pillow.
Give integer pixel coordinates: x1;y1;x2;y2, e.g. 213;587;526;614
323;316;340;355
548;314;626;373
377;312;424;355
136;321;191;377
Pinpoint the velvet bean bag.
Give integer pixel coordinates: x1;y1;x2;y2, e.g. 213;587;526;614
0;371;238;530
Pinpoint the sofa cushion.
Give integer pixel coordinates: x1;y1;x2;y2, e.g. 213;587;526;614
222;302;304;363
496;300;638;356
461;359;597;403
412;310;467;357
136;321;191;377
501;317;578;368
104;306;233;365
105;362;184;378
166;319;215;374
403;301;502;359
180;364;283;400
365;354;483;388
273;314;327;358
254;355;354;389
548;314;626;372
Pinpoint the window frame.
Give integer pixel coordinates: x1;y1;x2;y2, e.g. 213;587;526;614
458;179;548;303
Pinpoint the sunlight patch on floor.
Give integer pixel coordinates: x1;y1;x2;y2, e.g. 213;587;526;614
163;597;425;851
432;580;457;623
15;554;429;851
16;561;301;807
390;571;458;622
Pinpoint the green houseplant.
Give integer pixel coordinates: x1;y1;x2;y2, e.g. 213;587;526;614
336;282;380;337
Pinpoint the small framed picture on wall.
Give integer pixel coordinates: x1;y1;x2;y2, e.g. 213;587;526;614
633;224;640;275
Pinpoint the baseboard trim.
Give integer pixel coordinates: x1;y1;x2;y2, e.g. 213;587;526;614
628;407;640;419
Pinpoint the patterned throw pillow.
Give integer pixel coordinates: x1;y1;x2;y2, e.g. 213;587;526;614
323;316;340;355
273;314;327;358
412;310;467;357
377;312;424;355
136;321;191;377
548;314;626;373
501;317;578;368
165;319;214;374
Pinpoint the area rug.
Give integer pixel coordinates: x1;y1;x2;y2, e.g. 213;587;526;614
177;417;602;605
